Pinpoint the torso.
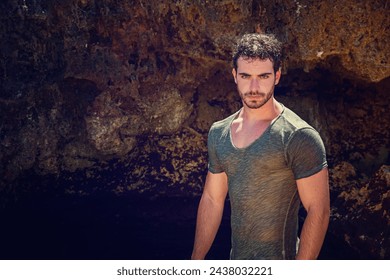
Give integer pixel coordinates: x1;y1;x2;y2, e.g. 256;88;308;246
208;105;319;259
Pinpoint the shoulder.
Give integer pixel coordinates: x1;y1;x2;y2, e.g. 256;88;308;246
283;111;326;163
278;106;314;132
270;105;325;150
209;110;240;136
270;106;318;140
279;108;327;178
281;107;323;143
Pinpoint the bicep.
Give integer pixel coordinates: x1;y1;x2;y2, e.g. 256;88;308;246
296;168;329;212
203;171;228;204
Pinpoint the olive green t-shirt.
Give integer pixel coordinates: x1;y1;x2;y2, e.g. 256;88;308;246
208;105;327;259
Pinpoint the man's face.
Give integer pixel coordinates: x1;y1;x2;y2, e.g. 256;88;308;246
232;57;281;109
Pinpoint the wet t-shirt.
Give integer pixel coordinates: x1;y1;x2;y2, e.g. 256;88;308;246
208;105;327;259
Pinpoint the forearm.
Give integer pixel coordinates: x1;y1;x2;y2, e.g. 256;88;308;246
191;195;224;260
296;208;329;260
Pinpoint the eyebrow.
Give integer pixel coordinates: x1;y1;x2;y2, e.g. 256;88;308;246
238;72;273;76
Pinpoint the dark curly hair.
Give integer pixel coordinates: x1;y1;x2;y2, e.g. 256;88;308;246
232;33;282;73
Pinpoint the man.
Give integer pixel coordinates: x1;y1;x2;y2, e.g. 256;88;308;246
191;33;329;260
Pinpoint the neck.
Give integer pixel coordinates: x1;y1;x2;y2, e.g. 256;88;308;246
240;97;283;122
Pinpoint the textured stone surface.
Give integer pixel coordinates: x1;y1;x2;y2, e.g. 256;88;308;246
331;165;390;259
0;0;389;259
272;0;389;82
1;0;388;175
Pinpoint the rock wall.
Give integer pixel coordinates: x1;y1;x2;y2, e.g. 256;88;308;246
0;0;389;259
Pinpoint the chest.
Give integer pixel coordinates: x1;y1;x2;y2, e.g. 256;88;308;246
216;127;289;180
231;121;270;149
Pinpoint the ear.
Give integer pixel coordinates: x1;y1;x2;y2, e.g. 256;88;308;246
232;68;237;84
274;68;282;85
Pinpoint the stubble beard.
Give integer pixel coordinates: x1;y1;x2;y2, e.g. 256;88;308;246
239;87;275;109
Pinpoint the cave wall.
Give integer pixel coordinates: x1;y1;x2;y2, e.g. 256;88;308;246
0;0;389;259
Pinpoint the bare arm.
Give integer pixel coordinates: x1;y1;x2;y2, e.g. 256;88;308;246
191;171;228;260
296;168;330;260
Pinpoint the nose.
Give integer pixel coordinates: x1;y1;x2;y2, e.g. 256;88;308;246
250;78;260;91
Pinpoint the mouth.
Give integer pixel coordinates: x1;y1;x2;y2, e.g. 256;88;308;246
244;93;265;98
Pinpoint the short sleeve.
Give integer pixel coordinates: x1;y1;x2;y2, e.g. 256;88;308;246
207;125;224;174
285;128;328;180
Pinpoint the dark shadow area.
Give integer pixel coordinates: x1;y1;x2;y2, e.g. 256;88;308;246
0;189;359;260
0;192;231;260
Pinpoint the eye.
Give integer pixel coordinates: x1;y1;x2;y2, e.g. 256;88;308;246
240;74;250;79
259;74;270;79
